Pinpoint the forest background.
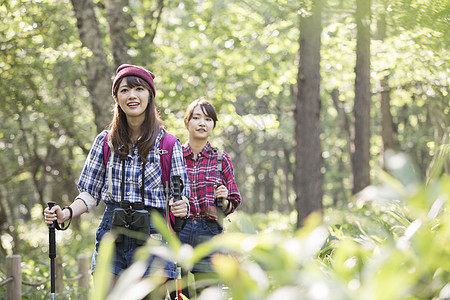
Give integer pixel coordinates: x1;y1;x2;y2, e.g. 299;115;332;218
0;0;449;299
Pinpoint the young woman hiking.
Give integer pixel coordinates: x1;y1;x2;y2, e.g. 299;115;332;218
43;64;189;299
180;97;241;297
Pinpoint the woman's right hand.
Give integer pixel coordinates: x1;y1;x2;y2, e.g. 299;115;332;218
44;205;66;225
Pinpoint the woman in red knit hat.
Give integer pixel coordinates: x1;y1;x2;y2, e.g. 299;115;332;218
44;64;190;299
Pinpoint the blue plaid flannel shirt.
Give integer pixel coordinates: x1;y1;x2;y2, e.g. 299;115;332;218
77;129;190;208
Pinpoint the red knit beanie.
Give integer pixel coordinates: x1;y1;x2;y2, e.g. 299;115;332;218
112;64;156;97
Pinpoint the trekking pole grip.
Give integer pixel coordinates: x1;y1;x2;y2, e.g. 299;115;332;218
215;196;224;210
47;202;57;260
47;202;58;228
172;176;183;233
214;186;225;230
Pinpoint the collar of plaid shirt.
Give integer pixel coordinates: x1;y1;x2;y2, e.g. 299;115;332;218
182;141;216;159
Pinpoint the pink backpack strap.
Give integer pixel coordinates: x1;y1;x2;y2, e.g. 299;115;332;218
103;131;111;167
159;132;179;230
159;132;178;185
103;131;178;177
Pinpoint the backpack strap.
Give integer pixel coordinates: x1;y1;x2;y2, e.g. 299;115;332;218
217;149;234;217
214;148;226;230
159;132;179;231
103;131;115;197
159;132;178;186
103;131;111;167
217;149;224;174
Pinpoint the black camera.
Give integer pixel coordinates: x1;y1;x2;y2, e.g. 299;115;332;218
130;202;150;245
111;201;150;245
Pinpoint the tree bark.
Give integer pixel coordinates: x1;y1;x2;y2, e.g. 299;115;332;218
144;0;165;44
253;172;261;213
351;0;371;194
331;88;351;148
71;0;113;132
376;9;395;169
283;147;293;213
294;0;323;227
379;76;395;153
330;89;351;205
264;168;274;212
106;0;130;67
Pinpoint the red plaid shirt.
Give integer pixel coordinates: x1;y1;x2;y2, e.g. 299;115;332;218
182;141;241;220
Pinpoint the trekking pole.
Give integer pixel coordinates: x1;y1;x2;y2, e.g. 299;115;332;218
172;175;184;300
47;201;57;300
214;192;224;230
47;202;72;299
214;192;226;297
215;151;226;296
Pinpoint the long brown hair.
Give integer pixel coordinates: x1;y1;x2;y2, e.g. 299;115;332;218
109;76;164;162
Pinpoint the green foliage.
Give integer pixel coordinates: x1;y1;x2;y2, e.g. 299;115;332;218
91;233;115;300
390;0;450;38
0;204;96;299
1;0;449;297
1;154;448;299
1;0;447;233
95;155;449;299
0;0;96;254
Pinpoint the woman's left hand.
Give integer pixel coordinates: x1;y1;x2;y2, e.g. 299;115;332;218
214;185;229;212
214;185;228;200
169;196;189;217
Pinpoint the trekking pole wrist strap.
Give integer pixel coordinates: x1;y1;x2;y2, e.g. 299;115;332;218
223;200;232;215
56;206;72;231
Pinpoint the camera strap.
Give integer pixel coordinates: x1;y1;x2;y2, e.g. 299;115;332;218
121;159;125;202
120;158;146;205
141;161;145;203
105;131;178;207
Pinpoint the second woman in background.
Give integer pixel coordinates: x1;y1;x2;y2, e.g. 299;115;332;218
180;97;241;297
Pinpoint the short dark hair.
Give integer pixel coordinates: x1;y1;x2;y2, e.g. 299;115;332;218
184;97;218;128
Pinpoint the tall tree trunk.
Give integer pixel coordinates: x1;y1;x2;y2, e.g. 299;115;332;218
294;0;323;227
331;88;351;147
106;0;130;67
71;0;113;132
264;168;274;212
351;0;371;194
379;76;395;157
330;89;351;205
253;172;261;213
283;147;293;213
376;9;395;169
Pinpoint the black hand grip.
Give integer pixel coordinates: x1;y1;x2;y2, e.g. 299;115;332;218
47;202;57;229
173;217;182;233
172;176;183;233
215;196;224;210
47;202;56;259
214;184;225;211
214;185;225;230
